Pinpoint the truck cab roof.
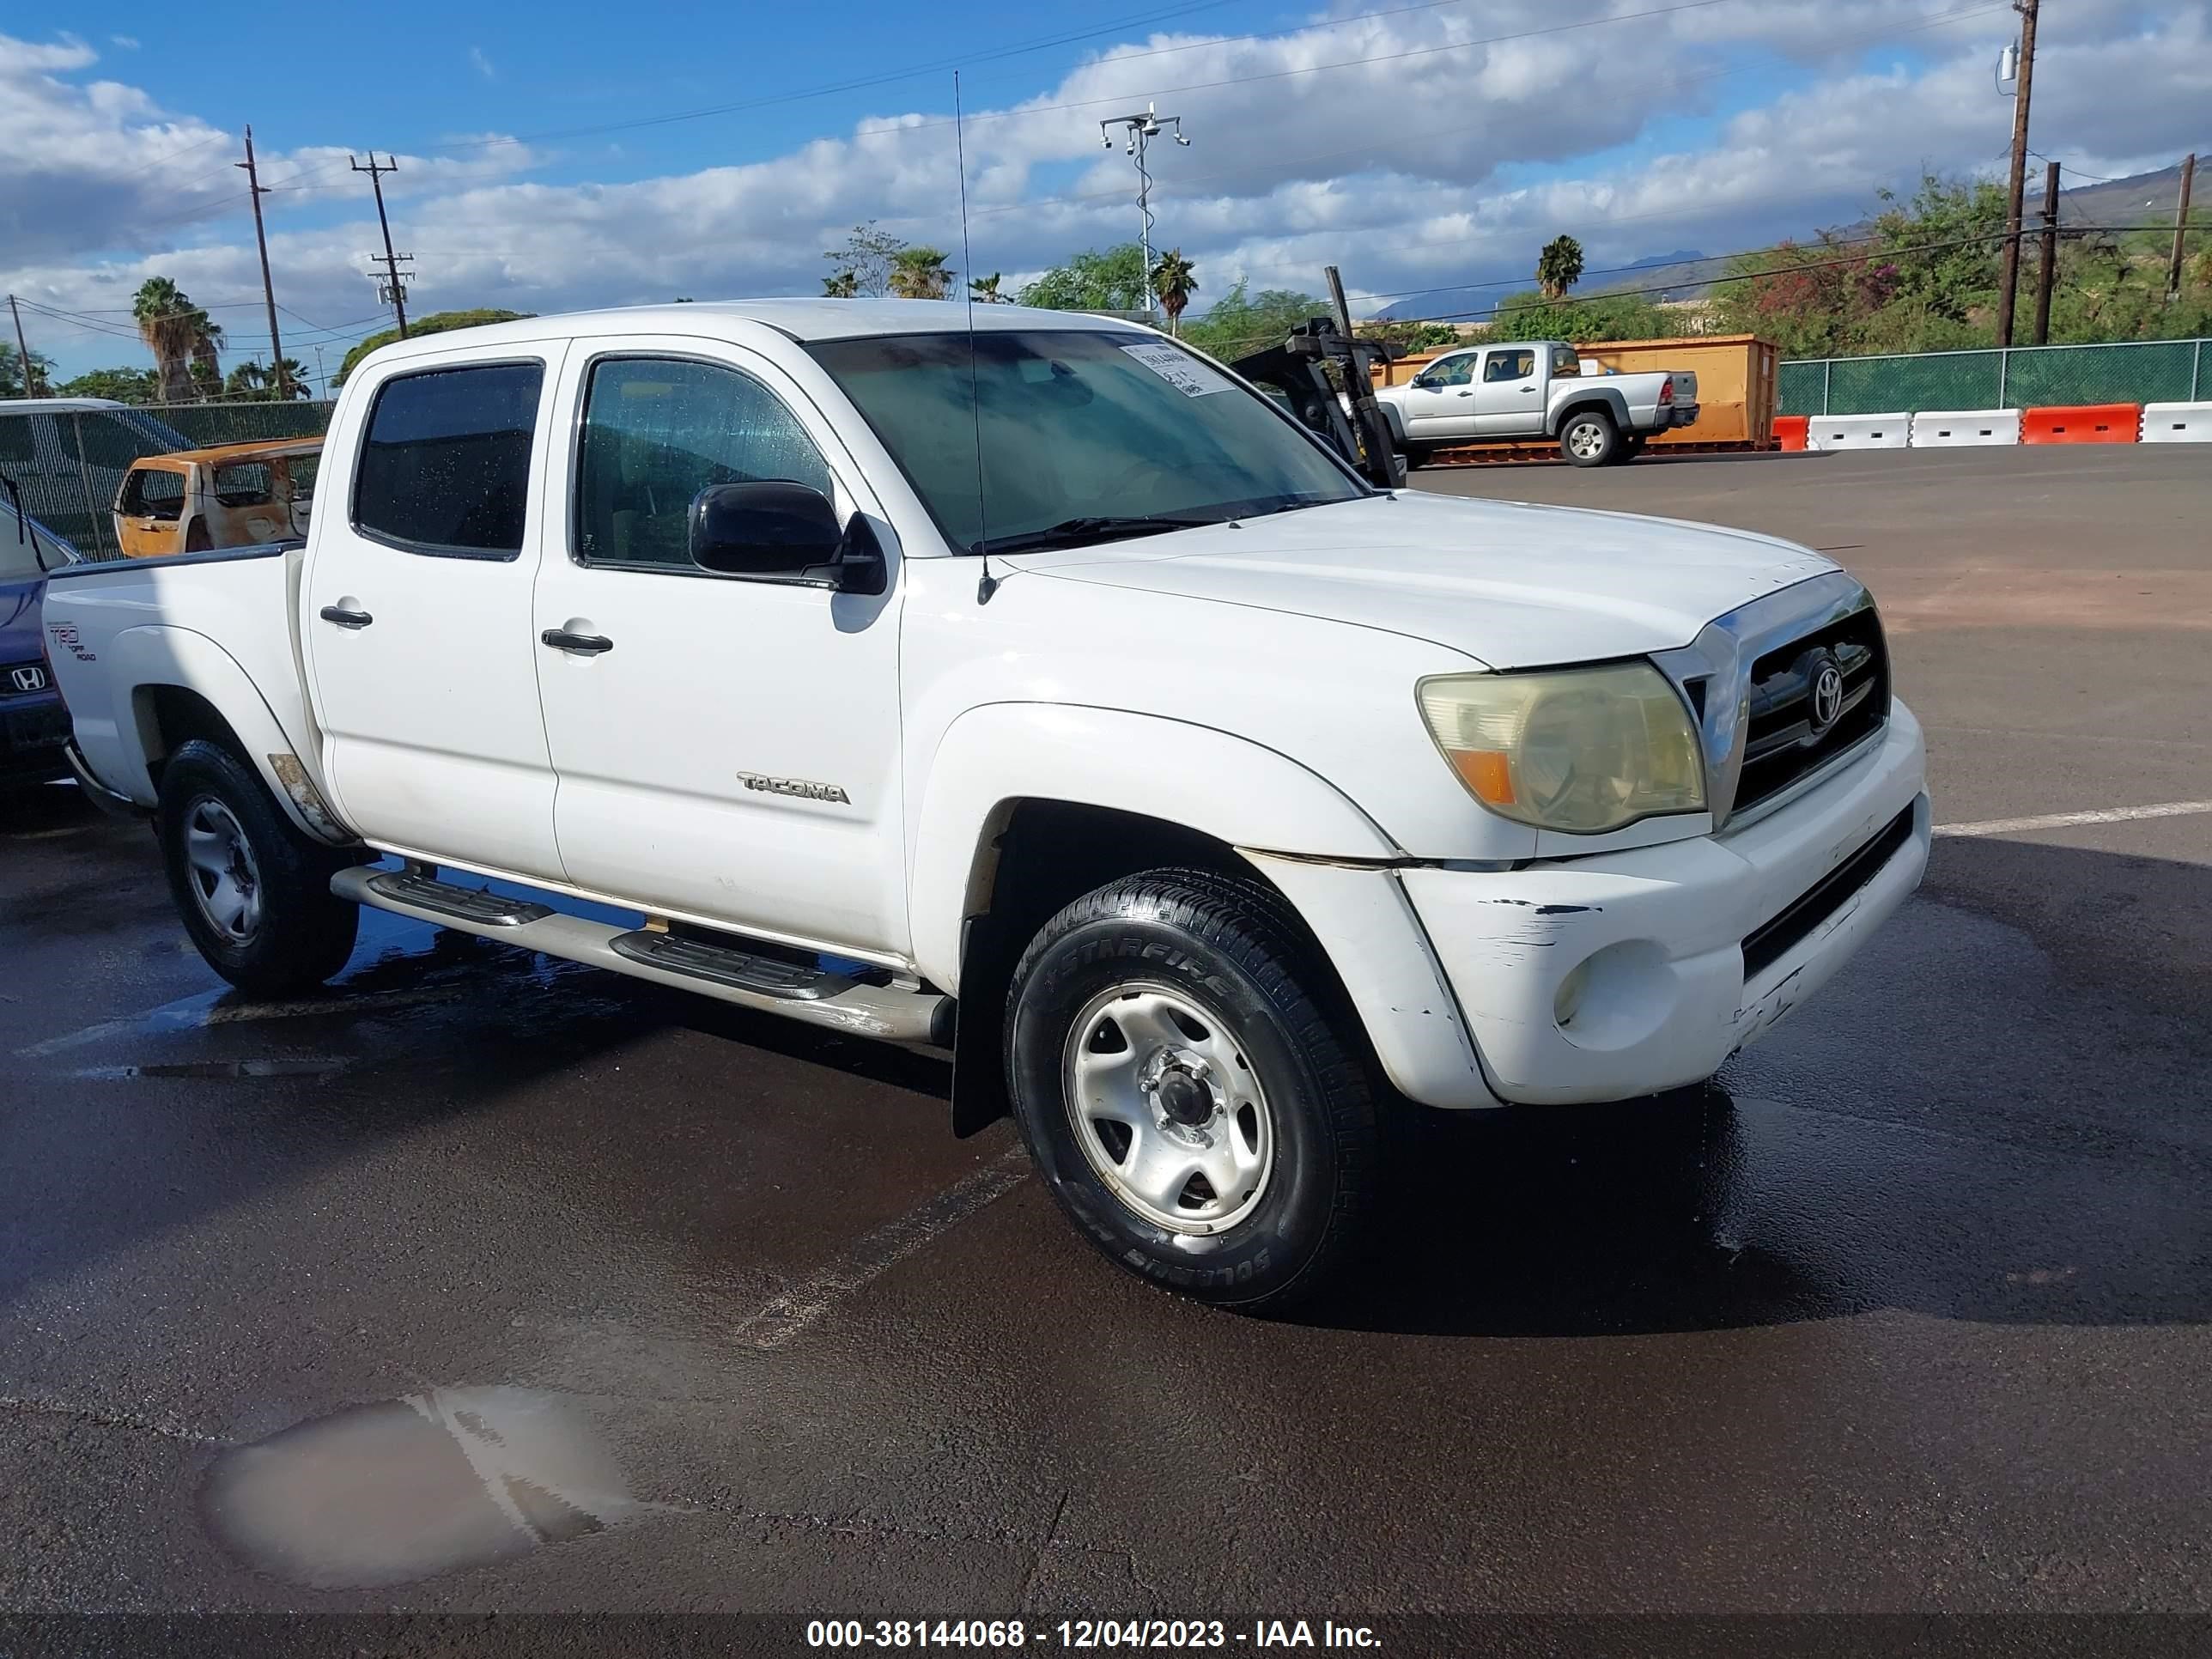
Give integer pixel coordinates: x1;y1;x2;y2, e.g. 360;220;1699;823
356;300;1152;368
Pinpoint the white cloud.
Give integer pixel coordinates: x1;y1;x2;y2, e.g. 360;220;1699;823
4;2;2208;377
110;34;139;50
469;46;496;81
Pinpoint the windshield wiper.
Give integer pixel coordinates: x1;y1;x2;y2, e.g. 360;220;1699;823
975;514;1224;556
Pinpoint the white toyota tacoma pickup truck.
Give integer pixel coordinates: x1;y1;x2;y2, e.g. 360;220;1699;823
44;301;1926;1310
1373;339;1698;467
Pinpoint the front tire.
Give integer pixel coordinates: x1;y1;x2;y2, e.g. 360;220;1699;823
1005;869;1377;1310
1559;409;1619;467
157;739;359;996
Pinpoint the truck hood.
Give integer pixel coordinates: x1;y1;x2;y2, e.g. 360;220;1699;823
1012;490;1836;669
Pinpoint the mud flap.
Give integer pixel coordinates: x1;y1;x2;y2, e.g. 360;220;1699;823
949;994;1010;1138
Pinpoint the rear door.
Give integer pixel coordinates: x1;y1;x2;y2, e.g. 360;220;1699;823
302;344;571;882
1473;346;1543;435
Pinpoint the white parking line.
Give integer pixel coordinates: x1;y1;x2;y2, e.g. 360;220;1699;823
1934;800;2212;839
732;1147;1032;1351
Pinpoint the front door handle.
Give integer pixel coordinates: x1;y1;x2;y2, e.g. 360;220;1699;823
319;603;373;629
541;628;614;656
1456;390;1474;398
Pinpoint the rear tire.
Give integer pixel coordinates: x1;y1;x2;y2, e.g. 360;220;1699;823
1005;868;1377;1311
157;739;359;996
1559;409;1619;467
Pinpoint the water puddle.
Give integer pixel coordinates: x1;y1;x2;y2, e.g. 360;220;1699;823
202;1388;632;1589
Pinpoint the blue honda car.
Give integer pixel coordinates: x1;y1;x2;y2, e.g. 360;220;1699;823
1;480;78;788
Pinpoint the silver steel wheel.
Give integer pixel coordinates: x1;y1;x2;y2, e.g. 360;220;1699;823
1566;417;1609;460
1063;982;1275;1235
182;795;264;942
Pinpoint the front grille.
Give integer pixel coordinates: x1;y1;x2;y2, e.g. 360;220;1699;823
0;702;71;757
1734;606;1890;814
1741;805;1916;980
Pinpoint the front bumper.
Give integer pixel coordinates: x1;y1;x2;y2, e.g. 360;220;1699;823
1400;702;1928;1105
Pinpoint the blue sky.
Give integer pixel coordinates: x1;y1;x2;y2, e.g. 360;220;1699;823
5;0;2205;386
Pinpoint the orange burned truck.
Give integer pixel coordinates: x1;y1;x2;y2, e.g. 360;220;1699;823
112;438;320;558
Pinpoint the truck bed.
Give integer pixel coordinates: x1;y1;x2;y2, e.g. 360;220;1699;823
42;543;320;813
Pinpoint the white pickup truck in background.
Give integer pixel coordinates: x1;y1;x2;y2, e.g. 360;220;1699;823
1373;339;1698;466
41;301;1924;1310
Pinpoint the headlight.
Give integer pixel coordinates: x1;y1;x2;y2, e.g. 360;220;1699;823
1417;663;1705;834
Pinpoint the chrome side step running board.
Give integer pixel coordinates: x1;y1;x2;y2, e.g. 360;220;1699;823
332;865;951;1048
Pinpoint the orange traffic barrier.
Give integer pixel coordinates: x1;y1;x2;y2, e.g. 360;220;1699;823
2021;404;2139;444
1774;415;1809;452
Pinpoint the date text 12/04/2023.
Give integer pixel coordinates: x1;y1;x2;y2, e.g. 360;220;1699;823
803;1620;1382;1649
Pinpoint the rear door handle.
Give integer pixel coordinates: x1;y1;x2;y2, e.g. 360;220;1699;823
318;604;373;629
541;628;614;656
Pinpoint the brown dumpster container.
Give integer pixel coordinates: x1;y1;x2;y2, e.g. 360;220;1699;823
1577;334;1778;448
1370;334;1779;453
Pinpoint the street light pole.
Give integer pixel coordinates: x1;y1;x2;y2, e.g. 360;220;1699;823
1097;103;1188;322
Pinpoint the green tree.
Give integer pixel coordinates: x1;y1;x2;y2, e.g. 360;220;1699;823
1177;282;1327;360
968;272;1006;303
133;276;222;403
56;366;156;403
1150;249;1198;334
1486;288;1674;343
1535;235;1585;301
888;246;954;300
1018;243;1150;313
823;222;908;298
1;341;56;397
335;308;535;385
224;358;312;401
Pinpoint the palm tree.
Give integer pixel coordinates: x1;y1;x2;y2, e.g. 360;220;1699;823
1536;235;1585;301
1150;250;1198;334
133;276;217;403
225;358;310;401
968;272;1006;304
888;246;954;300
822;270;860;298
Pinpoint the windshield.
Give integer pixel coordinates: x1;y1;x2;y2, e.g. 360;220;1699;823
807;329;1367;555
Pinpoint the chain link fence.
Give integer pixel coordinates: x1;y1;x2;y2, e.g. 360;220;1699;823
1779;337;2209;416
0;400;336;560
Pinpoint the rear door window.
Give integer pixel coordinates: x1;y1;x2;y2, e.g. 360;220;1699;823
353;362;544;558
211;463;273;507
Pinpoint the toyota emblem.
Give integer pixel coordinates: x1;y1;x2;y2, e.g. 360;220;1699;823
1811;660;1844;732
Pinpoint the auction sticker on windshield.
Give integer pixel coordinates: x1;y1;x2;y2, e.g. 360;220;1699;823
1121;341;1230;396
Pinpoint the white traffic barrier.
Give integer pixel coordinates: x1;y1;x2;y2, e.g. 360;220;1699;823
2140;401;2212;442
1910;408;2021;447
1806;412;1911;451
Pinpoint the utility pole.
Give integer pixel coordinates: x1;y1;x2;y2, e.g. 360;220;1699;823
311;343;328;398
1994;0;2039;348
2033;159;2060;345
237;125;289;399
2168;152;2197;301
350;153;410;338
7;295;40;398
1097;103;1188;323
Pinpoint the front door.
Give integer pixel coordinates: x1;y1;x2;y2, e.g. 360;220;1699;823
1397;350;1480;439
302;344;570;882
1473;346;1542;435
530;340;908;960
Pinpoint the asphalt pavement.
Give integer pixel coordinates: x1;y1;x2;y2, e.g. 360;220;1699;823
2;444;2208;1649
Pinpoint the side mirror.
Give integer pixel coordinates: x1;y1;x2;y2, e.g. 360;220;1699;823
689;480;884;594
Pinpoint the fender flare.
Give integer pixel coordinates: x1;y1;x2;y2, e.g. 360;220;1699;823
90;624;350;844
1375;398;1410;444
1548;387;1632;437
907;702;1399;992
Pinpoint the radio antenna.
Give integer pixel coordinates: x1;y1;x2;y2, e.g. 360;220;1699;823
954;71;998;604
